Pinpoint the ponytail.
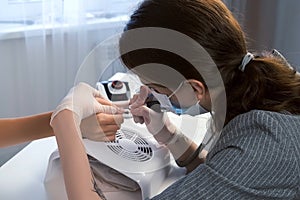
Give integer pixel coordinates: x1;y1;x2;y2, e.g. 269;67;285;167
223;51;300;124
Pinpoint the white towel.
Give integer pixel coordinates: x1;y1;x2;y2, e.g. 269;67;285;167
44;150;142;200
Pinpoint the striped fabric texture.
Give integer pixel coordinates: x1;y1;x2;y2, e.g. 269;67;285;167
152;110;300;200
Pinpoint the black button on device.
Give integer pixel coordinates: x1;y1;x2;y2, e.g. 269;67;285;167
111;80;123;90
101;80;130;101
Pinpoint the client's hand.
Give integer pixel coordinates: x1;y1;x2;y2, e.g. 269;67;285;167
80;97;124;141
130;86;178;145
50;82;123;138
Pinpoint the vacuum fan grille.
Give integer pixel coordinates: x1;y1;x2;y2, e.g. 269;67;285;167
106;128;153;162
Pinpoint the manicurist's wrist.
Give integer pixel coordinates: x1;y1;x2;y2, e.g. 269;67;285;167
152;122;177;145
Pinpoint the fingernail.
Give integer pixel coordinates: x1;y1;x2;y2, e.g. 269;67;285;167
123;109;132;119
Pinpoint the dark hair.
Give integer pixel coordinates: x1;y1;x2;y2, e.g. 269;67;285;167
119;0;300;125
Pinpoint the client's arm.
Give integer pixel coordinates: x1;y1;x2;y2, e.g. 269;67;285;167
0;112;53;148
0;97;122;148
51;83;124;200
52;110;106;200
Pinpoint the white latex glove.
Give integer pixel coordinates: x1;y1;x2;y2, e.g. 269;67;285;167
50;82;121;127
80;97;124;141
131;106;178;144
129;86;178;144
129;85;151;124
130;86;194;161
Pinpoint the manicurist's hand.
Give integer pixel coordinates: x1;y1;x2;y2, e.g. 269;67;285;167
130;86;205;173
129;85;151;124
129;85;178;145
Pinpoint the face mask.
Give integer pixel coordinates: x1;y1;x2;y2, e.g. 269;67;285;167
150;90;174;112
149;84;209;116
173;102;208;116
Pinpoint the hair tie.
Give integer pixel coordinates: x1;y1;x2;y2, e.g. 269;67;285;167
239;52;254;72
272;49;293;69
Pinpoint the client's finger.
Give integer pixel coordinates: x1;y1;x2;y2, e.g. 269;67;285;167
89;132;116;142
113;100;130;108
101;124;120;134
102;134;116;142
95;103;124;115
96;97;113;106
96;113;124;126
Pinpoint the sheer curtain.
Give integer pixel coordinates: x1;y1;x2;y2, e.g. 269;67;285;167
223;0;300;71
0;0;139;165
0;0;141;117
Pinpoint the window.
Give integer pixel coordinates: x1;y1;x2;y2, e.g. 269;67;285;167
0;0;140;25
0;0;43;23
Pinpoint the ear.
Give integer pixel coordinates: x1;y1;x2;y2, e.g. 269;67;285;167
187;79;207;101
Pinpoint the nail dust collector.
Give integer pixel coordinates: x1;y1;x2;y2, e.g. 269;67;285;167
44;118;185;200
84;119;184;199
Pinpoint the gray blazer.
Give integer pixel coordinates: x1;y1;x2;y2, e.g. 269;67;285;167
152;110;300;200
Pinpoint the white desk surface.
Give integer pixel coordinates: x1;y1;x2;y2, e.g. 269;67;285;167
0;113;209;200
0;137;57;200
